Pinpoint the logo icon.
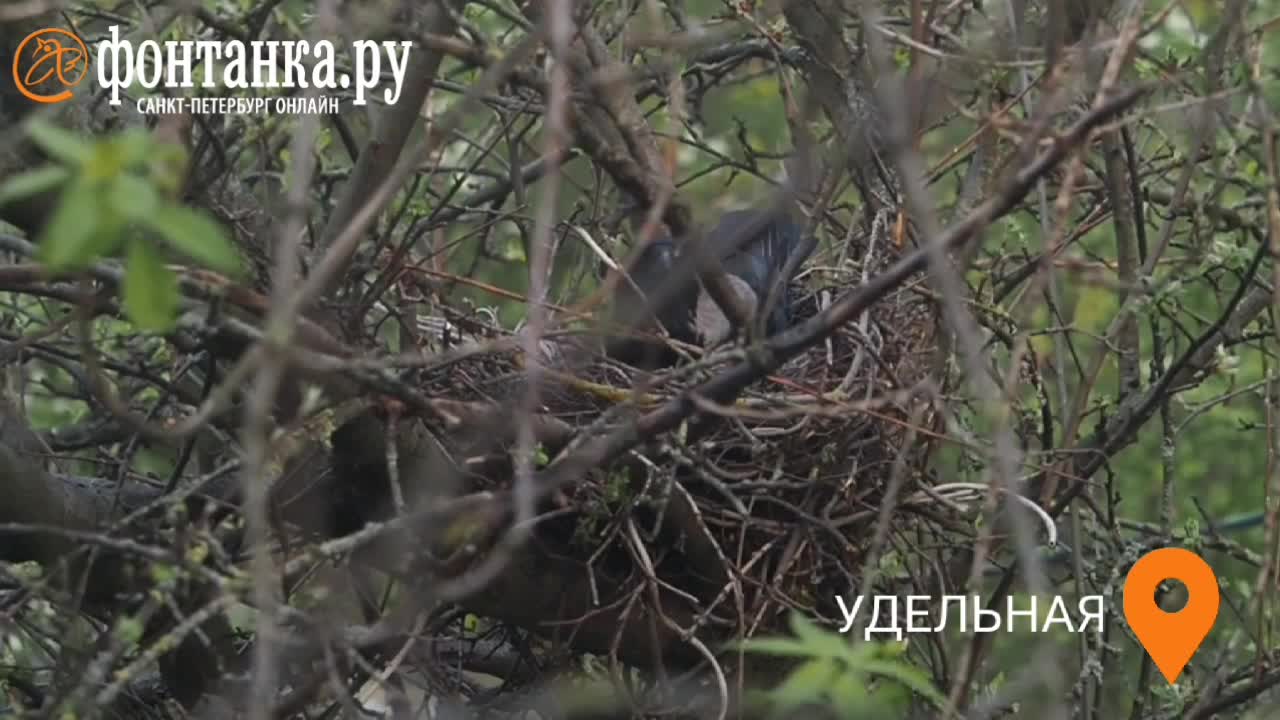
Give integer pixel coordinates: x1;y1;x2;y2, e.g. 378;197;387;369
12;28;90;104
1122;548;1220;684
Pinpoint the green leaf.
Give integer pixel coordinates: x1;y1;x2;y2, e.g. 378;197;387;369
787;612;848;658
109;174;160;221
26;120;94;166
115;127;154;166
149;563;179;589
860;658;948;708
114;616;144;644
149;143;189;198
0;165;71;206
37;180;116;271
736;637;814;657
770;659;838;714
829;673;873;714
124;238;180;332
143;205;242;275
867;679;912;712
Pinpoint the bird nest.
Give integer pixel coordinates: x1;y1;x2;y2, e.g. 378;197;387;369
392;264;945;672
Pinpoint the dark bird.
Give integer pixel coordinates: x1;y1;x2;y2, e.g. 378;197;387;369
606;208;815;368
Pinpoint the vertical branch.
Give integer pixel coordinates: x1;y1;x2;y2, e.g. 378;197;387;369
1102;133;1140;395
241;4;339;715
515;0;573;532
1262;120;1280;609
313;0;461;297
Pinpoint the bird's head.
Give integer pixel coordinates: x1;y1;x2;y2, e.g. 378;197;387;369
610;234;698;346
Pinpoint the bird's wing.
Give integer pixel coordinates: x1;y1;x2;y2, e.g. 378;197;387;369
695;274;758;346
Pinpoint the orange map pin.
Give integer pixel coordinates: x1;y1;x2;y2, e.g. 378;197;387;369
1123;548;1220;684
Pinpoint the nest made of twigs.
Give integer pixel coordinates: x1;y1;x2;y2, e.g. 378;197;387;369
391;254;946;655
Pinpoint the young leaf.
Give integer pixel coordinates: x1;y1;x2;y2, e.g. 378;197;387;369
736;637;815;658
150;143;190;200
37;180;115;271
143;205;242;276
828;674;873;715
769;659;839;714
860;658;948;709
115;127;155;167
108;174;160;221
26;120;94;166
0;165;70;207
787;612;849;659
124;238;180;332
